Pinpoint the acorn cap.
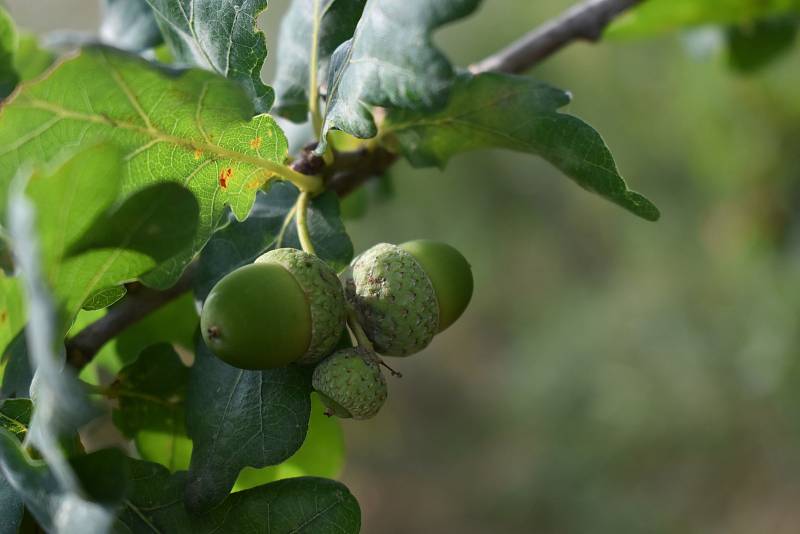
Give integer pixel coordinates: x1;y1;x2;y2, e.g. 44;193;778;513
399;240;473;332
201;263;311;370
312;347;388;420
344;243;439;356
256;248;346;364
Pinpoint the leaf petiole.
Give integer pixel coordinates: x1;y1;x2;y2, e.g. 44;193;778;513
295;191;316;255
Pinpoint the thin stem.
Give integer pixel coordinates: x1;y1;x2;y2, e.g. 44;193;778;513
469;0;644;74
295;192;316;254
280;163;324;193
346;308;373;351
309;0;323;135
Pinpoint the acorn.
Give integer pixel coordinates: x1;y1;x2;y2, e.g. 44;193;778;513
312;347;388;419
200;248;346;370
343;240;473;356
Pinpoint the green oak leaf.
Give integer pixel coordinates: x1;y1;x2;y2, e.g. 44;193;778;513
233;393;345;491
608;0;800;38
184;339;312;512
79;292;198;387
0;46;291;289
145;0;274;113
317;0;481;151
19;144;199;332
272;0;367;122
120;459;361;533
110;344;189;472
383;73;660;221
109;352;342;488
728;16;799;72
0;430;122;534
101;0;163;52
0;6;18;99
195;181;353;300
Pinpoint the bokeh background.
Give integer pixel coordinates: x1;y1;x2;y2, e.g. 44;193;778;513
8;1;800;532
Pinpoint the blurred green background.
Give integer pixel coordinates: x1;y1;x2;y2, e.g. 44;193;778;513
8;1;800;532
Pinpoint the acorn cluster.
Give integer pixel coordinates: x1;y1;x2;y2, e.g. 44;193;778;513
200;240;473;420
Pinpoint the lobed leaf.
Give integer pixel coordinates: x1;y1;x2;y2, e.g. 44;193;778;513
0;46;290;288
184;339;312;511
233;393;345;491
100;0;163;52
145;0;274;112
317;0;481;151
272;0;367;122
194;181;353;300
119;459;361;533
111;344;189;469
383;73;660;221
18;145;199;333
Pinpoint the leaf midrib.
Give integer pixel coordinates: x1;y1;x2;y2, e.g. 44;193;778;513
18;97;287;177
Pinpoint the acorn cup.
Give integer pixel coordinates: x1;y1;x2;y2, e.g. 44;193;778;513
343;240;474;357
312;347;388;420
200;248;346;370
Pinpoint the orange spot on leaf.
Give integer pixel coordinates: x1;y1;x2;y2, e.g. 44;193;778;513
219;167;233;189
250;137;262;150
194;149;202;160
0;310;6;324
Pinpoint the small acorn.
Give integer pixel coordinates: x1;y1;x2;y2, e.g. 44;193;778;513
200;248;346;370
312;347;388;419
343;240;473;356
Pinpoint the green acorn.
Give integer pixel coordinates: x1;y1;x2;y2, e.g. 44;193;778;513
312;347;388;419
343;240;473;356
200;248;346;370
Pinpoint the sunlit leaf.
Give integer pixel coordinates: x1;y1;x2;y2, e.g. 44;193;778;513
384;73;660;221
145;0;274;112
0;46;290;289
318;0;481;150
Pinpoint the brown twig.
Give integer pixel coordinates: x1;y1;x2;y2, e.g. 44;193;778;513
63;0;643;370
65;263;196;369
469;0;644;74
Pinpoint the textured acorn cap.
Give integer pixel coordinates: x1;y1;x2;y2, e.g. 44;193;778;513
256;248;347;364
312;347;388;420
400;240;473;332
201;263;311;370
344;243;439;356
